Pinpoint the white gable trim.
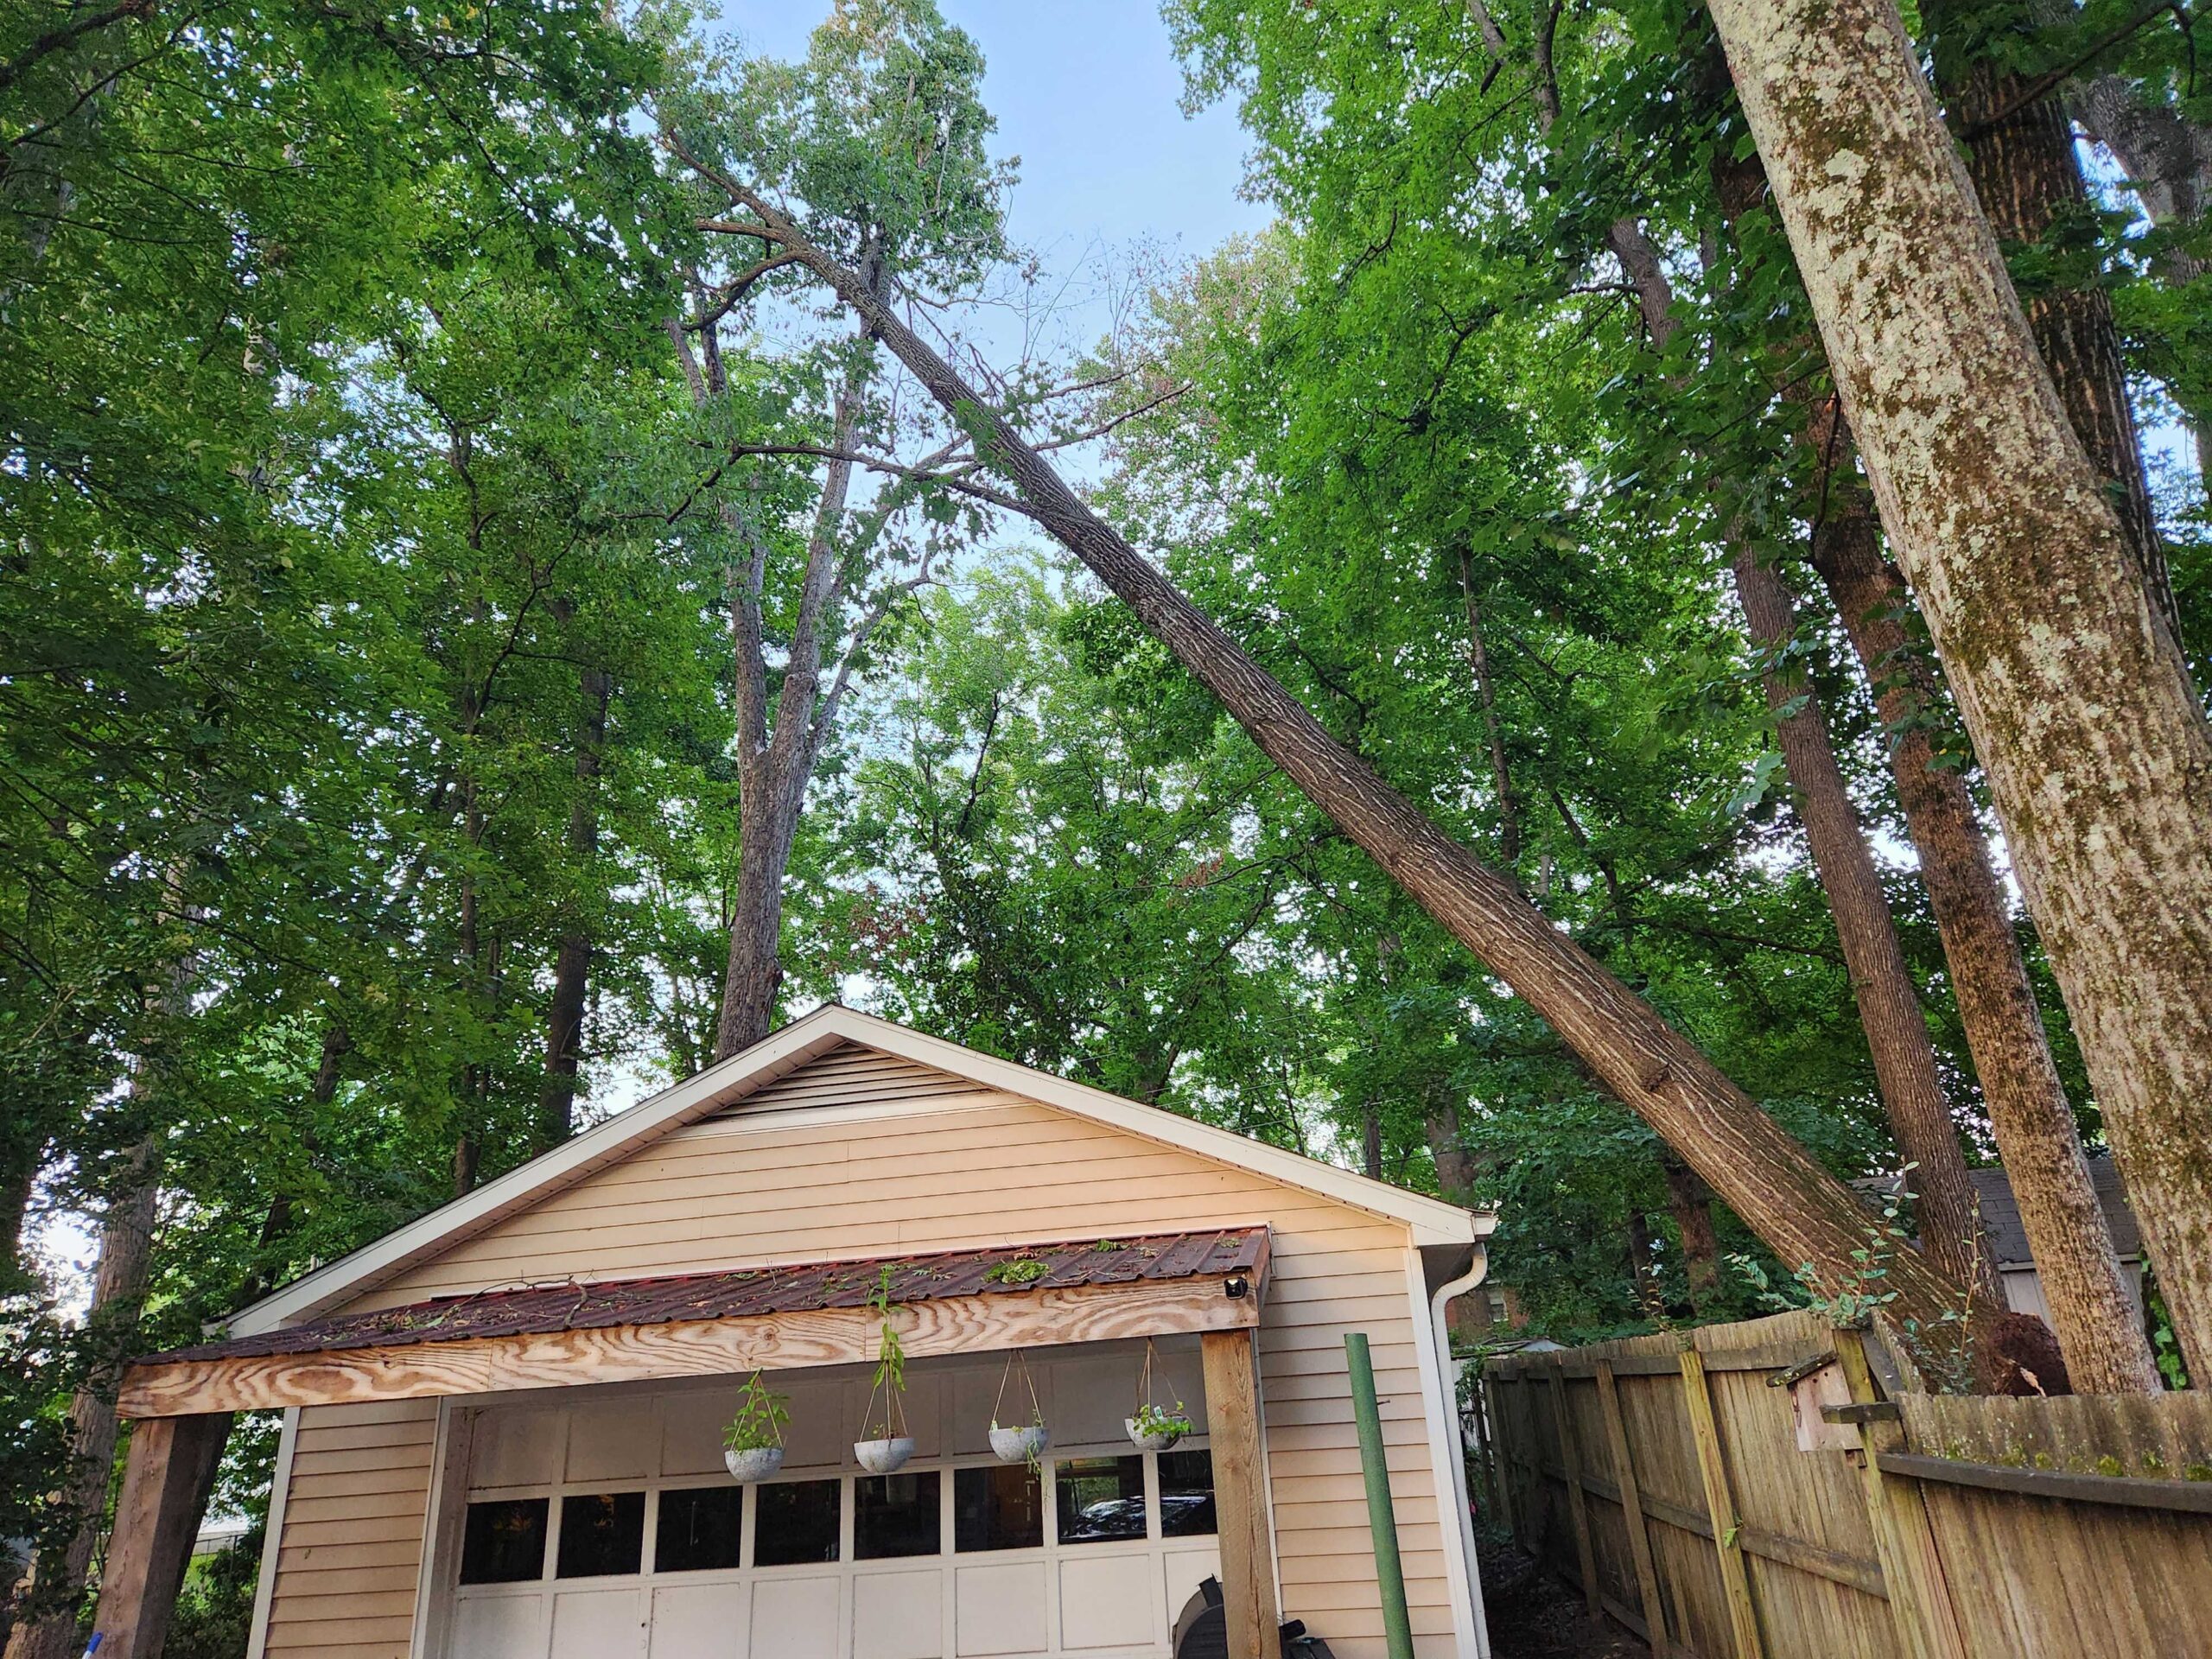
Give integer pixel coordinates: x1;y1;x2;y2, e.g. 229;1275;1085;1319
229;1005;1489;1336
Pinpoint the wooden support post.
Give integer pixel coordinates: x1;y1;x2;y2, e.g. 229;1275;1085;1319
1547;1363;1602;1615
1679;1347;1764;1659
1835;1330;1968;1659
1594;1359;1670;1657
91;1411;233;1659
1486;1373;1518;1543
1202;1329;1280;1659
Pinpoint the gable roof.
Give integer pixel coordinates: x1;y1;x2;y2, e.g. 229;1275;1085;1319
230;1005;1489;1336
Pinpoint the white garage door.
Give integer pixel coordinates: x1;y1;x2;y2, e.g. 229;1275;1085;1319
439;1362;1224;1659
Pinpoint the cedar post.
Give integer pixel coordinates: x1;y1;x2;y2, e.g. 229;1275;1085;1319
1834;1329;1968;1659
1679;1347;1765;1659
91;1410;234;1659
1202;1328;1280;1659
1547;1364;1602;1614
1594;1358;1670;1656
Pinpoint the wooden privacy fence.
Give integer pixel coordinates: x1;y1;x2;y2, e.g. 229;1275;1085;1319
1475;1309;2212;1659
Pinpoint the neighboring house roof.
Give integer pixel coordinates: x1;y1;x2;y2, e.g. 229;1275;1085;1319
150;1229;1268;1366
230;1005;1489;1337
1970;1159;2141;1269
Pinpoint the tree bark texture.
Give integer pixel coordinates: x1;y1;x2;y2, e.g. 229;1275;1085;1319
1929;1;2180;642
1732;546;1999;1306
1707;0;2212;1380
1808;481;2162;1392
710;197;1977;1337
1426;1102;1478;1208
1661;1154;1725;1312
5;1141;161;1659
537;642;611;1141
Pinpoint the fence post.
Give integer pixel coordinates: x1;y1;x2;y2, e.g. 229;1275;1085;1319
1679;1344;1766;1659
1594;1358;1670;1657
1834;1328;1968;1659
1547;1363;1603;1614
1481;1371;1516;1543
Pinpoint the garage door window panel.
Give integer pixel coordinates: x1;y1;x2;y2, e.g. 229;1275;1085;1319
954;1463;1043;1554
654;1485;745;1573
855;1470;941;1560
754;1477;843;1567
1054;1456;1147;1545
556;1491;645;1579
461;1497;550;1585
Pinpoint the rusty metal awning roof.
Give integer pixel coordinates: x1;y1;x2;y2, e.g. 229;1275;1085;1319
147;1228;1269;1367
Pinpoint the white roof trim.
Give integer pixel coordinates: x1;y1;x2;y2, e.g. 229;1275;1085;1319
229;1005;1491;1336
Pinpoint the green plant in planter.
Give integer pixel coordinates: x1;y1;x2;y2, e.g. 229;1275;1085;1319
723;1371;790;1452
864;1265;908;1439
1129;1401;1194;1441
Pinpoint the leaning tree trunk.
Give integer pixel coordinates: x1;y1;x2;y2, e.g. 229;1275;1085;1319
709;196;1976;1336
1808;478;2163;1392
1732;546;1999;1306
1710;0;2212;1377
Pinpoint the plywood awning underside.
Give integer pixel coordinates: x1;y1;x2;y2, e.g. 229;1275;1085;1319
120;1228;1269;1420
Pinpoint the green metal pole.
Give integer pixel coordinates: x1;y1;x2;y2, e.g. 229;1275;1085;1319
1345;1331;1415;1659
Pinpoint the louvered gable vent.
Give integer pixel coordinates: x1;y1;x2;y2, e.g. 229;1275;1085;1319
706;1039;993;1118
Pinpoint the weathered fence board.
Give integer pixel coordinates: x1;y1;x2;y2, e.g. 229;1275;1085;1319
1483;1312;2212;1659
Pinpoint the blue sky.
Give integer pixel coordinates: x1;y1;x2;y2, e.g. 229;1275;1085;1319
714;2;1273;338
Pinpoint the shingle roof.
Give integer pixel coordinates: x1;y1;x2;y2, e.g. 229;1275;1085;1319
144;1228;1268;1367
1969;1160;2140;1268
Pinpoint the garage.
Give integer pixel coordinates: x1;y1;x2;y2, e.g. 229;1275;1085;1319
437;1349;1224;1657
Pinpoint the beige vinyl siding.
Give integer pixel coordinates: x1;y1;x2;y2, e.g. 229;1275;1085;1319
308;1071;1454;1656
260;1399;435;1658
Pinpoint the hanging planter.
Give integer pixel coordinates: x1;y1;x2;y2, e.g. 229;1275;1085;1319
988;1350;1050;1468
1126;1339;1195;1452
855;1267;914;1475
855;1433;915;1475
721;1371;790;1482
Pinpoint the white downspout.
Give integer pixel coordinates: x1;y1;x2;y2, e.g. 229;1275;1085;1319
1429;1247;1492;1657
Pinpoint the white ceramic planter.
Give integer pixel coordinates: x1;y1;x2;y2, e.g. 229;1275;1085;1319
723;1445;785;1482
854;1436;915;1475
988;1423;1050;1464
1125;1417;1185;1452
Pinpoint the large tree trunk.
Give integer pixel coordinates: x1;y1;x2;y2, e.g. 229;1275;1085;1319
1710;0;2212;1376
1808;481;2162;1392
5;1141;161;1659
721;200;1976;1336
1732;545;1998;1306
1661;1154;1725;1313
715;771;804;1059
1929;0;2179;639
538;627;612;1141
1425;1100;1477;1207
